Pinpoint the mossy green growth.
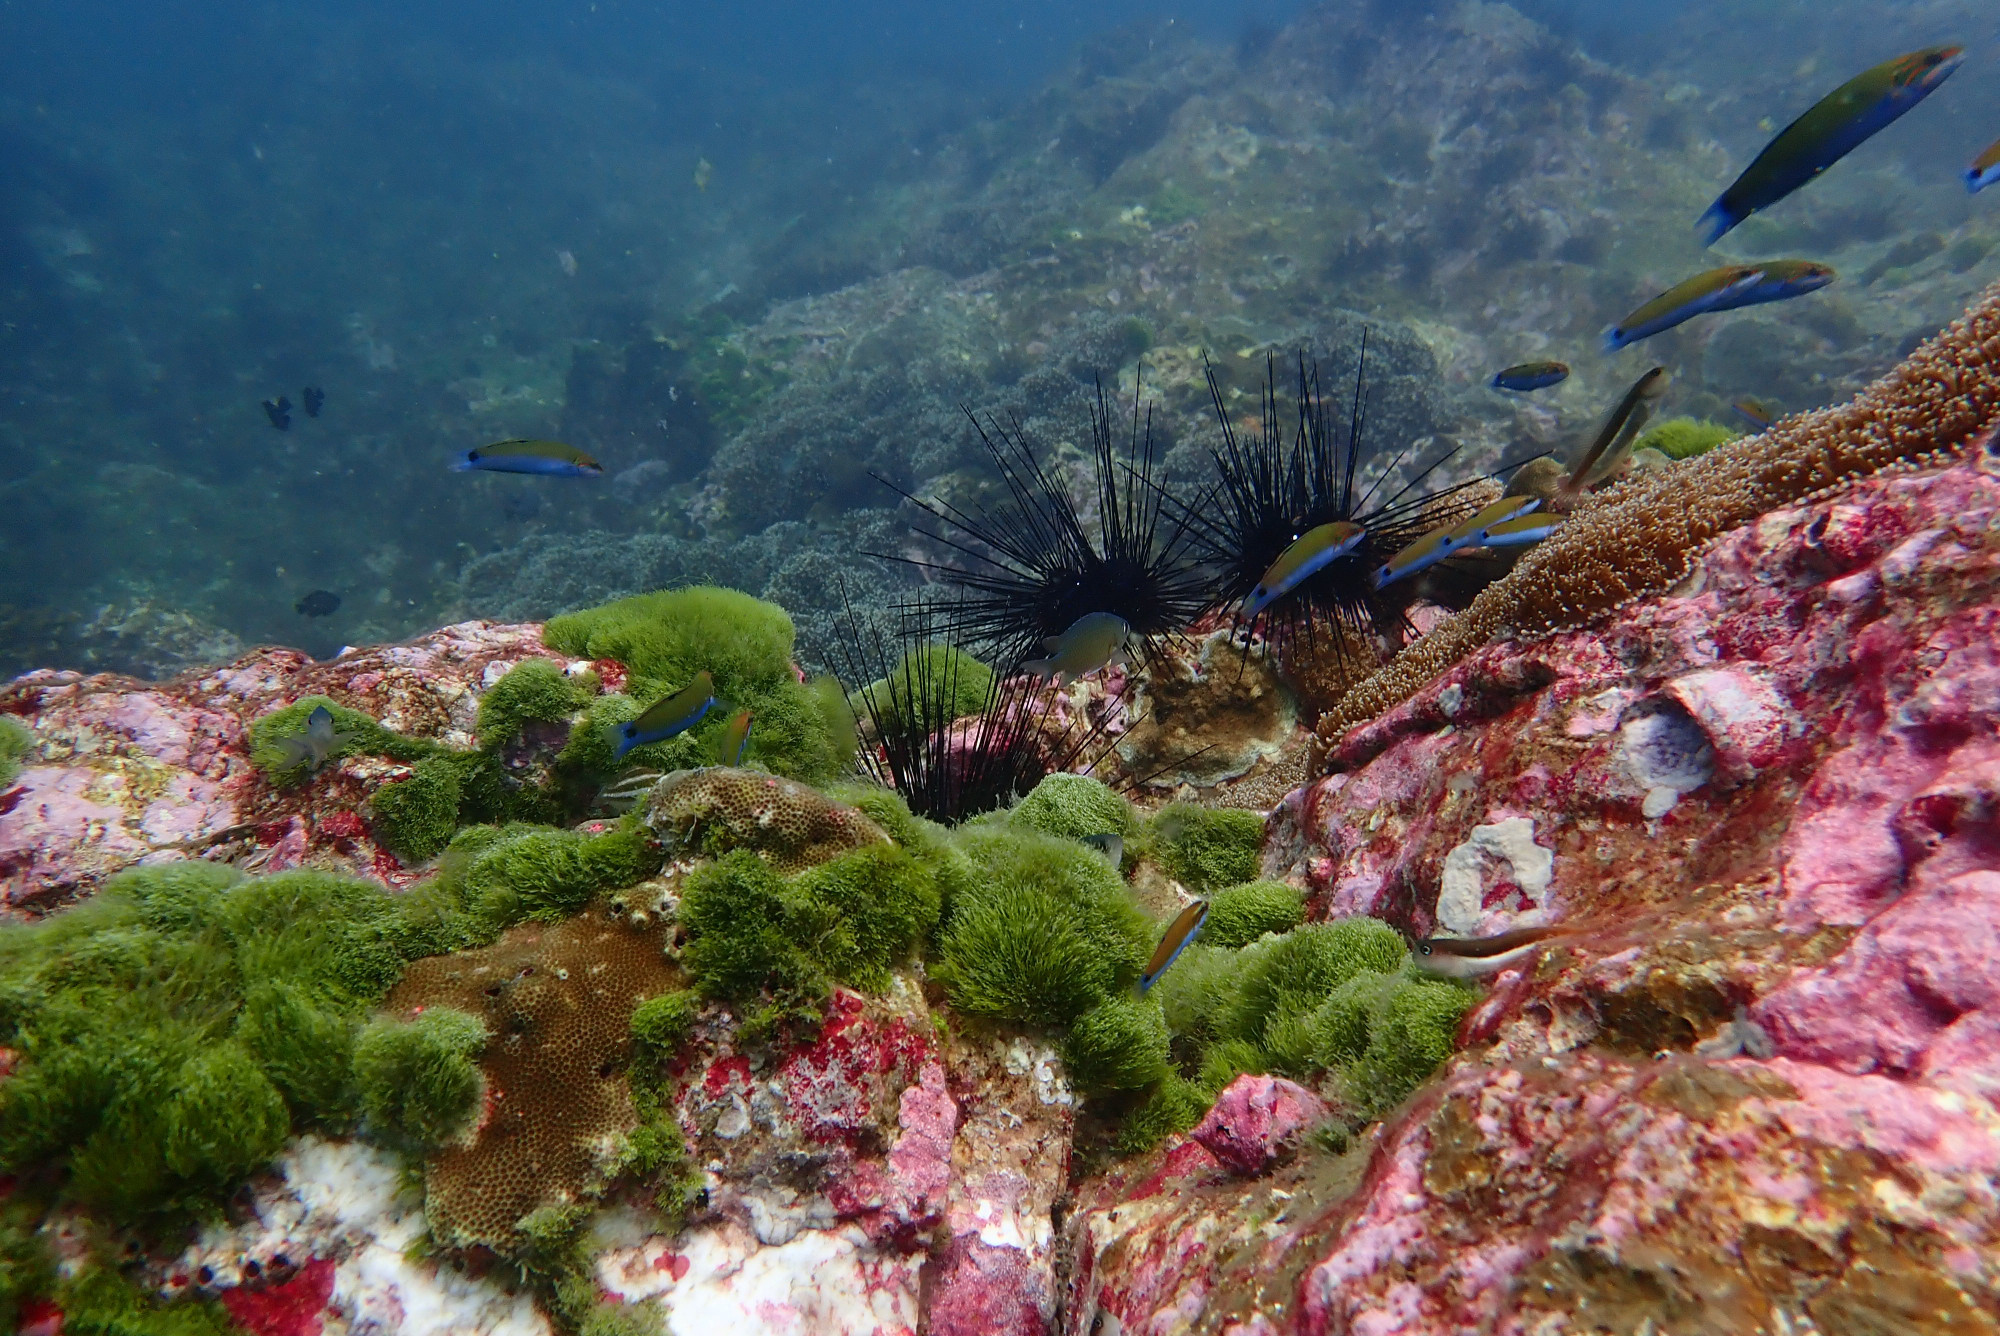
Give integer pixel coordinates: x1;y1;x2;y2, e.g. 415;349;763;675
1203;881;1304;949
1009;773;1136;841
1340;976;1476;1119
353;1007;488;1153
851;645;994;734
934;827;1150;1030
0;716;30;788
0;1196;53;1335
1114;1073;1211;1156
1225;919;1407;1048
630;990;700;1071
249;695;424;777
0;863;438;1227
1148;804;1265;894
437;820;664;933
477;658;595;751
370;757;464;862
56;1264;237;1336
542;587;843;782
1061;994;1171;1094
1635;416;1740;460
679;841;942;1034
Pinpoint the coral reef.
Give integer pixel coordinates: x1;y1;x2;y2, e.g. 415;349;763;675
1069;378;2000;1331
642;767;887;872
1324;278;2000;743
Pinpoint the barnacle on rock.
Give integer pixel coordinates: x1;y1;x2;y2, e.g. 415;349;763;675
1325;279;2000;742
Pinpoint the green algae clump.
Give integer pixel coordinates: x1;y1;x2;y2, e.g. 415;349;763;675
542;586;844;782
437;820;663;934
1149;804;1265;893
1204;880;1305;949
0;863;438;1227
1062;994;1172;1094
1635;416;1740;460
370;756;465;862
853;644;995;734
1009;772;1136;842
477;658;595;750
629;989;701;1068
0;716;31;788
679;842;941;1034
354;1007;489;1153
934;827;1150;1030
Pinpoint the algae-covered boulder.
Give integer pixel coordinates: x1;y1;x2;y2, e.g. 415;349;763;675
542;586;848;782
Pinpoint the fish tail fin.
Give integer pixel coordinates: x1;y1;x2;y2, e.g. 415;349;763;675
1020;657;1054;679
450;456;476;472
1600;326;1626;353
1695;201;1737;248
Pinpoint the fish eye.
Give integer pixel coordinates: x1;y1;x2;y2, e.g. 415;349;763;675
1419;943;1432;955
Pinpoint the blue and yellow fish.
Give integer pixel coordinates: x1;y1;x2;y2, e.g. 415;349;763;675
612;670;717;760
1373;496;1539;589
1478;511;1563;548
714;708;752;766
1138;899;1208;994
454;439;605;477
1732;398;1776;430
1244;521;1366;616
1489;361;1570;393
1604;262;1834;352
1969;137;2000;195
1700;46;1964;245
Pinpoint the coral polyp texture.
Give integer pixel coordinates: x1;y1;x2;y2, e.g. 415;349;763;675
1324;277;2000;743
642;766;888;872
384;900;679;1251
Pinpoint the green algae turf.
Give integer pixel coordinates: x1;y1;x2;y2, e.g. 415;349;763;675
1203;880;1304;949
1061;993;1172;1094
1635;415;1740;460
0;716;30;788
849;643;995;737
678;841;941;1034
1147;804;1265;894
933;827;1151;1031
1008;772;1136;842
477;659;596;750
0;863;439;1226
354;1006;489;1154
541;586;846;782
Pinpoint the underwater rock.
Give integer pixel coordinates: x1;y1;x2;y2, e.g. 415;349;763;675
1073;402;2000;1326
0;620;573;914
1189;1073;1329;1176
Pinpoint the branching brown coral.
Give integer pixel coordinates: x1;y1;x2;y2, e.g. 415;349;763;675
388;903;679;1249
1322;279;2000;746
643;766;887;872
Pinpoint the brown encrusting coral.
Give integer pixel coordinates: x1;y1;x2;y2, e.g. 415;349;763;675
641;766;888;872
386;901;680;1249
1322;278;2000;749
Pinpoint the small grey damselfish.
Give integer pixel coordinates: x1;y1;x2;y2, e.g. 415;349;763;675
1078;833;1123;865
271;704;360;774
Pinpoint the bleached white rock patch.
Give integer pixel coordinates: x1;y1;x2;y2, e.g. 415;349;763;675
167;1137;549;1336
1436;817;1554;934
595;1221;920;1336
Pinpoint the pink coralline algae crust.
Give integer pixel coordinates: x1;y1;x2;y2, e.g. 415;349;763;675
1069;450;2000;1329
924;1235;1048;1336
1192;1075;1330;1176
217;1258;337;1336
0;620;571;914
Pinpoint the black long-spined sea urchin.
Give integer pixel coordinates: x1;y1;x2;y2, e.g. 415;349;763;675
830;594;1123;825
873;373;1210;673
1187;339;1487;665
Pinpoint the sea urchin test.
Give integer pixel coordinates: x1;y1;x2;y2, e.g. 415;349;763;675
1021;612;1134;684
1243;521;1366;616
453;438;605;476
1604;261;1835;351
611;669;717;760
1699;45;1963;245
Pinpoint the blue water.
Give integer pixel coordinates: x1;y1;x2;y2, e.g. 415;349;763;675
1;0;1996;677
